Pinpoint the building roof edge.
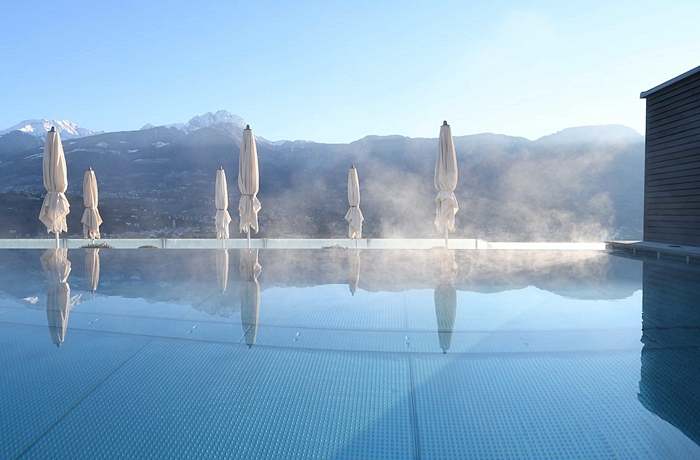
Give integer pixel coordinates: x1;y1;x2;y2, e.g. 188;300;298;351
640;65;700;99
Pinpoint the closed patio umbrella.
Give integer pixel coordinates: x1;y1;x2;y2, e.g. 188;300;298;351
345;165;364;247
215;167;232;244
39;127;70;248
434;249;458;354
82;167;102;241
85;248;100;292
238;125;261;249
40;248;71;346
435;121;459;248
240;249;262;348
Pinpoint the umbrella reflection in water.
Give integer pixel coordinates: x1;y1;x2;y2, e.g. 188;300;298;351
348;250;361;296
434;249;458;354
240;249;262;348
41;248;71;347
216;249;229;292
85;248;100;293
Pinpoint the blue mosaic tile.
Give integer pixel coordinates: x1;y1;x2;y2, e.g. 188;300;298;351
23;340;414;459
0;323;151;459
411;352;700;459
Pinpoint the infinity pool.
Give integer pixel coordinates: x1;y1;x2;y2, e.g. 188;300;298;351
1;249;699;459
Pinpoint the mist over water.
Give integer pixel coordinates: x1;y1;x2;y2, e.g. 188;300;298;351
0;124;643;241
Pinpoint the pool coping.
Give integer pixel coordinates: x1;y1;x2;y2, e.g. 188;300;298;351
0;238;607;250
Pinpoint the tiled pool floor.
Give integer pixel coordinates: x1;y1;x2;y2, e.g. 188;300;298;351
1;249;699;459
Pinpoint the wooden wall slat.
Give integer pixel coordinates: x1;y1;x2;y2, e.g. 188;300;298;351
646;215;700;223
645;195;700;204
647;96;700;124
645;74;700;106
645;232;700;243
646;164;700;180
645;204;700;213
646;138;700;158
646;210;700;219
645;223;700;229
645;201;700;210
646;112;700;137
646;105;700;133
645;189;700;199
646;181;700;192
646;81;700;113
646;151;700;169
646;130;700;149
646;75;700;115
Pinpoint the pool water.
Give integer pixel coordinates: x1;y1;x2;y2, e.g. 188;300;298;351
1;249;699;459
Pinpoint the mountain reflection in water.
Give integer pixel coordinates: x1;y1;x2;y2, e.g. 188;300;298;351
6;249;643;353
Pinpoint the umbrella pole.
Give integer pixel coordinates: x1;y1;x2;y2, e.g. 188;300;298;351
355;239;358;249
55;231;59;249
445;227;449;249
247;230;251;249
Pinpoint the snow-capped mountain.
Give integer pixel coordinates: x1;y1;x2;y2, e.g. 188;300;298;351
0;119;99;140
187;110;247;132
139;110;307;145
138;110;278;145
140;110;247;134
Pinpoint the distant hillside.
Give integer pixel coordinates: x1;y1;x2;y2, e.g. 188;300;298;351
0;113;644;241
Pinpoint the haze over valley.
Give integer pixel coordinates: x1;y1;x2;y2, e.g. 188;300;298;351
0;111;644;241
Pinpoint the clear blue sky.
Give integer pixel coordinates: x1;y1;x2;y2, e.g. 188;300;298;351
1;0;699;143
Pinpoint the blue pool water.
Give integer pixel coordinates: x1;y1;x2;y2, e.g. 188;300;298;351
1;248;699;459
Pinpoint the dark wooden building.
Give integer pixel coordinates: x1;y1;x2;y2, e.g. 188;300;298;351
641;65;700;246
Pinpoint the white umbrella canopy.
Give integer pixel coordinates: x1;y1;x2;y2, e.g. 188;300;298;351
215;167;232;240
39;127;70;244
240;249;262;348
82;168;103;240
40;248;71;347
85;248;100;292
344;165;364;240
238;125;261;245
434;121;459;245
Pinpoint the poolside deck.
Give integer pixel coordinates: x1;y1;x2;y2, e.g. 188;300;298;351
606;240;700;265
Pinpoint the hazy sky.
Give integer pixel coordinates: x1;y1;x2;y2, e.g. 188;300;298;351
1;0;699;143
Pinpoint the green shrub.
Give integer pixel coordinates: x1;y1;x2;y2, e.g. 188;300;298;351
80;242;113;249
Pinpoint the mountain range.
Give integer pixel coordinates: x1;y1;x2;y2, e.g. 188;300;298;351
0;111;644;240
